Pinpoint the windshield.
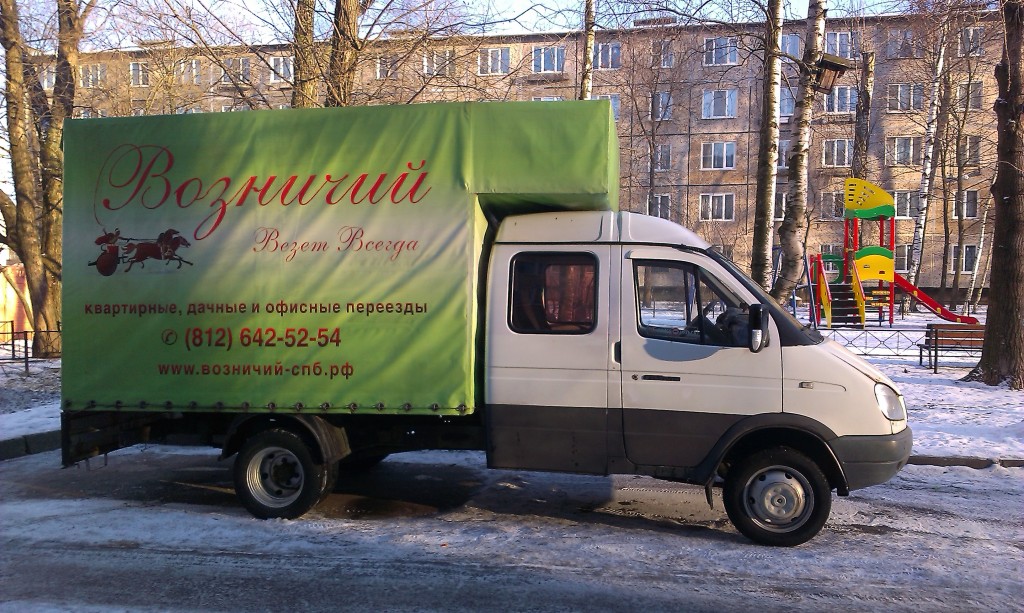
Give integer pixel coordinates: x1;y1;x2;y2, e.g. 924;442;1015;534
706;249;824;345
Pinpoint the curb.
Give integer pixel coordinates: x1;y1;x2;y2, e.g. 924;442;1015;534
1;431;1022;469
0;431;61;461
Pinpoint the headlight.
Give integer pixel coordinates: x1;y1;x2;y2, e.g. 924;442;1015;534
875;383;907;421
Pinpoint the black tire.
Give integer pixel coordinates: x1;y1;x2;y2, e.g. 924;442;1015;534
233;428;332;519
723;447;832;547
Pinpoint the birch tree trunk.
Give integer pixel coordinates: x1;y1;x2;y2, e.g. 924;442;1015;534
770;0;825;303
578;0;595;101
750;0;783;290
963;191;990;315
907;20;948;290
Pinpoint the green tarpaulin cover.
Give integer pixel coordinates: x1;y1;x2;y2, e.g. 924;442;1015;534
62;101;618;415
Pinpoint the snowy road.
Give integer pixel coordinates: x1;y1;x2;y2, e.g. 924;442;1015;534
1;447;1021;612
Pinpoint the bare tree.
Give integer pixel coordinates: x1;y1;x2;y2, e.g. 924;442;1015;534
750;0;782;289
1;0;96;355
968;0;1023;388
770;0;825;303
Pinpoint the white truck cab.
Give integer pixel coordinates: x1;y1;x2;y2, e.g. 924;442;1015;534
485;210;911;546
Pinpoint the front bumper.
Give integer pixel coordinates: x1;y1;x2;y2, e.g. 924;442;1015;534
831;427;913;492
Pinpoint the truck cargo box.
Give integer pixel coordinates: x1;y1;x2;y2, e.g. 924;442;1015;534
62;101;618;416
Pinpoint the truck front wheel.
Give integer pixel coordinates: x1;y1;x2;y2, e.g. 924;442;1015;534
723;447;832;547
233;428;335;519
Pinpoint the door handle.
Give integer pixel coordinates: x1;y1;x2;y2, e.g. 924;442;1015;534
640;374;681;382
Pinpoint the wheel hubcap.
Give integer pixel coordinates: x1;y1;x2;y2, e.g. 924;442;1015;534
246;446;304;508
743;466;813;533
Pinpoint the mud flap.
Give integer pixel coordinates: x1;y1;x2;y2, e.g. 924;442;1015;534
61;410;165;466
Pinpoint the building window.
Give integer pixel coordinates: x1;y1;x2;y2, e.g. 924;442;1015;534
594;42;621;69
509;253;597;335
532;46;565;73
704;36;738;65
80;64;106;88
781;33;800;61
821;244;842;272
951;244;978;273
39;65;56;90
700;193;735;221
894;244;911;272
653;143;671;171
651;91;672;120
375;56;398;80
221;58;251;84
960;135;982;166
959;27;983;56
823;139;853;167
175;106;200;114
886;136;922;166
825;85;857;113
177;59;201;85
780;86;796;117
653;40;674;68
887;29;921;58
702;89;737;119
701;141;736;170
593;93;620;120
956;190;979;219
822;192;845;219
825;31;858;59
774;192;787;220
957;81;983;110
532;96;565;102
888;83;924;112
79;107;107;118
778;139;791;168
424;50;455;76
479;47;510;75
649;194;672;220
270;56;293;83
893;191;921;219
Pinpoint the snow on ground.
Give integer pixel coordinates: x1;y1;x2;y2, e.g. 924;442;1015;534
0;325;1021;612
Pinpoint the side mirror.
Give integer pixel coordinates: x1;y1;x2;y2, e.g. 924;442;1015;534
748;303;770;353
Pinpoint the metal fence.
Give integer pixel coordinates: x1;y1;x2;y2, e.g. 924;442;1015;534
821;328;926;358
0;321;62;372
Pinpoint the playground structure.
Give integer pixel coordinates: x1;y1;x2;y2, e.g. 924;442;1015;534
809;178;978;328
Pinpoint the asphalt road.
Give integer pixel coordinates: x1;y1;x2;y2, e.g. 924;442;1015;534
1;448;1021;612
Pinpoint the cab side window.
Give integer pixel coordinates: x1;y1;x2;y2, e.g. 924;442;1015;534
509;253;597;334
634;260;747;347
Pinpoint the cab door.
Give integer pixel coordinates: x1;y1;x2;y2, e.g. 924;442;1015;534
485;245;618;474
618;249;783;468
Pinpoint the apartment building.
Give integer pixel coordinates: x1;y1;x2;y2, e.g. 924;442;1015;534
49;10;1001;293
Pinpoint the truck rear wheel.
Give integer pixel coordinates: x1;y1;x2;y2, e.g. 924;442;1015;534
233;428;334;519
723;447;831;547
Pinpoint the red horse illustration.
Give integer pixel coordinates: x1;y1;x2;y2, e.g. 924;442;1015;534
122;229;193;272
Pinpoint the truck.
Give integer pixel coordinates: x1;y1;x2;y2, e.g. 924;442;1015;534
61;101;911;546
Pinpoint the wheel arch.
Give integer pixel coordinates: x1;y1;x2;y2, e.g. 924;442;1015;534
222;414;350;465
697;414;850;495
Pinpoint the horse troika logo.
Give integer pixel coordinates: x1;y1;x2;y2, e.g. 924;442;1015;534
89;228;194;276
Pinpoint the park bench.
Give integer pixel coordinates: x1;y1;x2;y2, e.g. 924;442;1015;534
918;323;986;373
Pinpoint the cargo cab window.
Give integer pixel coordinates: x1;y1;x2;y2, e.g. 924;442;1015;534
634;260;748;347
509;253;597;334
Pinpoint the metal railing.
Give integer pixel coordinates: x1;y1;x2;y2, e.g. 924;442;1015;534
821;327;926;358
0;321;62;372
